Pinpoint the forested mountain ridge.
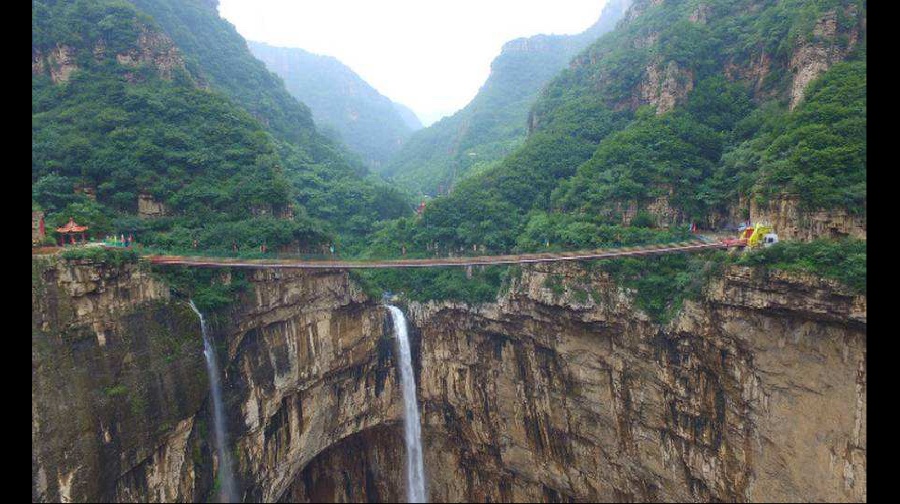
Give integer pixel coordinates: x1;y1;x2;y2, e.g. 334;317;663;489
393;102;424;131
32;0;410;252
379;0;632;196
248;41;422;171
408;0;865;254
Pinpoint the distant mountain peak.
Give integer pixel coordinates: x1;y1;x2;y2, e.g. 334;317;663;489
380;0;632;195
248;40;421;169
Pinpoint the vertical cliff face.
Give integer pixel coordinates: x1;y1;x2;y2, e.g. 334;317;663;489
32;256;208;502
32;257;404;502
277;425;405;503
407;262;865;502
32;255;865;502
219;268;404;502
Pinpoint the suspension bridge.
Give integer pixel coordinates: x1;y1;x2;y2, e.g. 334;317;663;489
146;238;738;270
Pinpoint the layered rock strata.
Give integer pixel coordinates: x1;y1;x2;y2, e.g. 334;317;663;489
408;262;865;502
32;256;865;502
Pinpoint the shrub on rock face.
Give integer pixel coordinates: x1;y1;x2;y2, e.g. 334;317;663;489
737;238;866;293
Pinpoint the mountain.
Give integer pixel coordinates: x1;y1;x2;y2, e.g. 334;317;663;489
248;41;423;170
392;101;424;131
32;0;409;252
378;0;632;196
373;0;865;253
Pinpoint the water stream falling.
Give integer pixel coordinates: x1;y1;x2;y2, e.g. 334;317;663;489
387;305;427;503
189;300;237;503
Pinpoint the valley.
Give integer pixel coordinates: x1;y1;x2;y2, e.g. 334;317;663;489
32;0;866;502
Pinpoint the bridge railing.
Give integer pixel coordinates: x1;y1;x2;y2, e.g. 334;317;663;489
145;239;729;269
137;235;718;264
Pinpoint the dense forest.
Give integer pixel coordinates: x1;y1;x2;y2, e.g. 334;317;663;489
33;0;865;316
355;0;866;311
33;0;411;254
378;0;632;196
397;0;866;253
248;41;422;171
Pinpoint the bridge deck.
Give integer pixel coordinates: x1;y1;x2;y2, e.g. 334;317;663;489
147;240;728;269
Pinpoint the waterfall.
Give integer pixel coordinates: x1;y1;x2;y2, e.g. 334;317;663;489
387;305;427;503
189;300;237;503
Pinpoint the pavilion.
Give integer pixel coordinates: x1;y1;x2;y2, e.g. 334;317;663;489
56;218;89;246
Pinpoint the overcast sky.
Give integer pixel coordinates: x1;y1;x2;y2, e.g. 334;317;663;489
218;0;607;126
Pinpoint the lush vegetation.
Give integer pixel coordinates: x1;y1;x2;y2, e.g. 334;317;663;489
406;0;866;255
33;0;411;256
353;0;865;307
378;0;630;196
60;245;139;266
151;265;250;313
603;250;728;323
553;76;754;222
353;266;510;305
735;238;866;293
712;60;867;212
248;41;421;170
33;64;322;249
125;0;413;242
126;0;318;146
34;0;866;316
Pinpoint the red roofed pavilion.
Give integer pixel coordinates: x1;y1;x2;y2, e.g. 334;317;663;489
56;218;89;245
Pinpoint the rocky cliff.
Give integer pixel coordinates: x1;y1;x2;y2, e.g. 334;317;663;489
32;255;865;502
32;25;187;85
32;256;404;502
32;255;206;502
407;262;865;502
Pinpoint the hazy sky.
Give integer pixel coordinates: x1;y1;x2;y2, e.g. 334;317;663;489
218;0;607;126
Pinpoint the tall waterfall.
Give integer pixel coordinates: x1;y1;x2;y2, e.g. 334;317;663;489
387;305;427;503
189;300;237;503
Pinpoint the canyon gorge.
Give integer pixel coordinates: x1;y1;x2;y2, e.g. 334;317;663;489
32;251;865;502
31;0;867;501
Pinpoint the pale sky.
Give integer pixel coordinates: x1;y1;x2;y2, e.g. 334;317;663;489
218;0;607;126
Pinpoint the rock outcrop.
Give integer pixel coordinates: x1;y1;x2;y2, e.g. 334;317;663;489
32;256;207;502
32;255;865;502
115;27;186;81
638;59;694;114
32;44;78;84
221;268;402;502
789;6;863;109
746;196;866;241
32;257;403;502
138;193;170;218
708;195;867;241
407;262;865;502
32;24;187;84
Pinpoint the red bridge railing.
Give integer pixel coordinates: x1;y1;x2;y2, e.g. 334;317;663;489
146;239;731;270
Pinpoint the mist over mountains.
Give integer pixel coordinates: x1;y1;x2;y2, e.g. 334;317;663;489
248;41;423;171
378;0;632;196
